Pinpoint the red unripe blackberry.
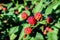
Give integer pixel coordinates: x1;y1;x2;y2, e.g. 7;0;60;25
21;12;28;20
0;4;3;10
14;10;18;14
27;16;36;25
48;28;52;32
43;30;47;35
3;7;7;11
46;17;53;24
45;27;49;31
24;27;32;35
45;27;52;32
25;6;28;10
34;12;42;21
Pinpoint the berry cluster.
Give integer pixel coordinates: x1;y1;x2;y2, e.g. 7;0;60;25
0;0;59;40
20;7;53;35
0;4;53;35
42;25;52;35
0;4;7;11
21;12;42;25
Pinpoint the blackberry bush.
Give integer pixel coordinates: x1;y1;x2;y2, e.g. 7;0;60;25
0;0;60;40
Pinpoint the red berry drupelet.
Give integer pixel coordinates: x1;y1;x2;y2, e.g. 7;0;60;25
46;16;53;24
21;12;28;20
34;12;42;21
24;27;32;35
27;16;36;25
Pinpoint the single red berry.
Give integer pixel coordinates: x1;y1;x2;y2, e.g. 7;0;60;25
0;4;3;10
24;27;32;35
27;16;36;25
3;7;7;11
45;27;49;31
46;17;53;24
21;12;28;20
43;30;47;35
48;28;52;32
14;10;18;14
34;12;42;21
25;6;28;10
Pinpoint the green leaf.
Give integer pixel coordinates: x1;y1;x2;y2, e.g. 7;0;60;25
8;26;19;40
0;21;2;25
10;34;17;40
18;5;24;12
9;8;15;12
35;32;44;40
18;14;23;21
45;0;60;17
32;0;43;13
47;28;58;40
30;37;35;40
11;0;14;2
58;18;60;21
55;9;60;14
39;20;47;24
42;0;53;8
7;3;13;9
24;10;30;16
22;23;30;27
31;0;40;5
0;27;2;30
3;12;14;16
55;21;60;28
24;0;27;6
9;26;18;35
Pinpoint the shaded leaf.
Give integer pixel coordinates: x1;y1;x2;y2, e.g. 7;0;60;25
45;0;60;17
9;26;18;35
35;32;44;40
32;0;43;13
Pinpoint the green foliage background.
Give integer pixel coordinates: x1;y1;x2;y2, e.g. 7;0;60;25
0;0;60;40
